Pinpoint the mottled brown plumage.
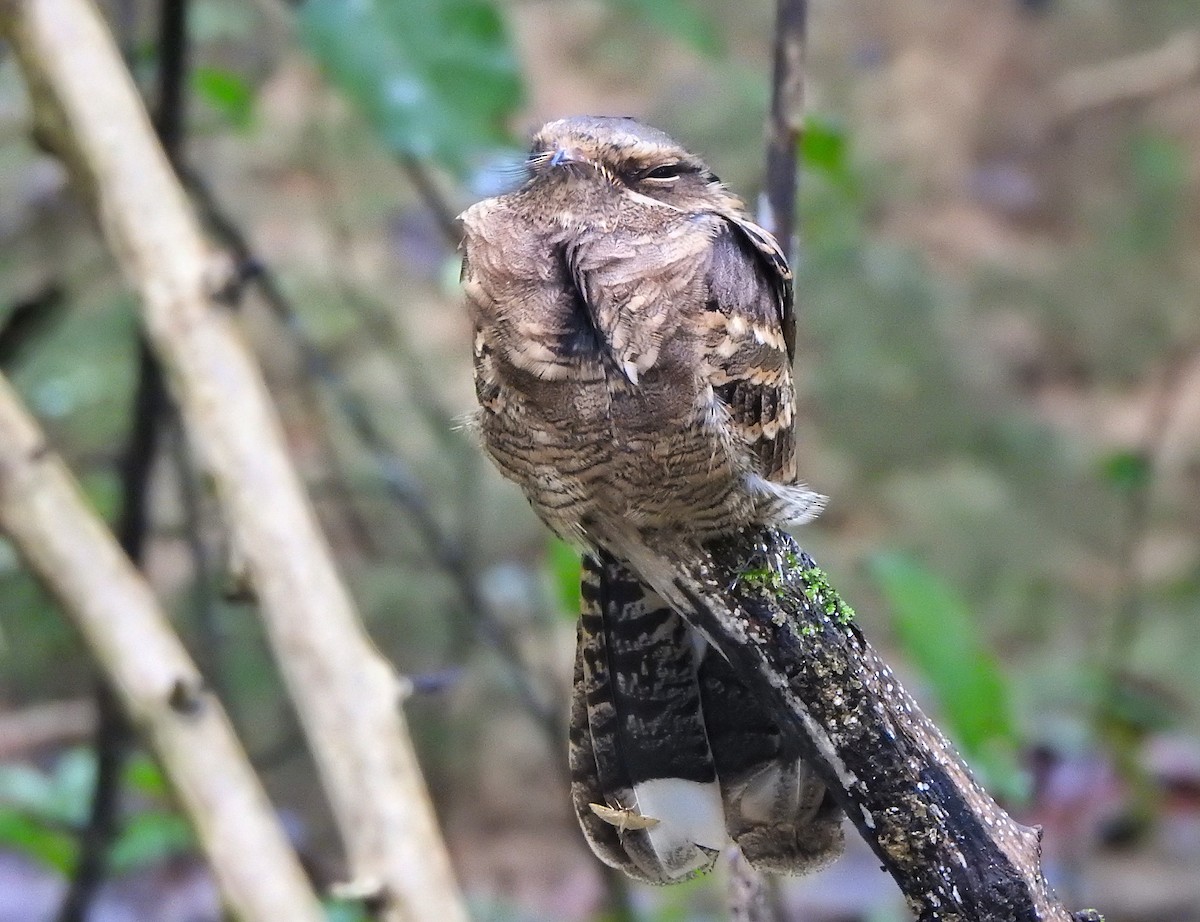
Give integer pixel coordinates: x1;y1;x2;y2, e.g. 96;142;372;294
462;116;823;544
461;116;840;882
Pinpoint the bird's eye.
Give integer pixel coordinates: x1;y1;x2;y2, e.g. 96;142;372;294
641;163;686;181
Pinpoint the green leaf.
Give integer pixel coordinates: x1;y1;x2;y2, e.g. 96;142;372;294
1100;450;1151;495
547;539;581;619
869;553;1021;791
298;0;523;173
0;809;77;872
193;67;256;130
122;752;170;798
108;811;195;874
802;113;849;177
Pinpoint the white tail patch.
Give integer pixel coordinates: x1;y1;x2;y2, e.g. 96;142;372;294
631;777;728;881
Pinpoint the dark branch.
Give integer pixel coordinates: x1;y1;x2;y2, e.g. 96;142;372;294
763;0;806;260
642;528;1104;922
58;3;187;914
153;0;189;160
57;339;168;922
398;153;461;249
115;338;171;559
53;683;128;922
0;285;66;370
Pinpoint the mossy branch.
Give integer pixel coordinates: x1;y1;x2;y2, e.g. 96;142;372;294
636;526;1104;922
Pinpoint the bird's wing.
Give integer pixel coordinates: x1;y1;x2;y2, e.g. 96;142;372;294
702;217;798;483
562;217;712;386
723;214;795;360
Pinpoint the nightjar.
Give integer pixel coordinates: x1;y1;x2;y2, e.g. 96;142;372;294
460;116;843;883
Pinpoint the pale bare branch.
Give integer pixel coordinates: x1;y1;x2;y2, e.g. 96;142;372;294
0;1;468;918
0;374;324;922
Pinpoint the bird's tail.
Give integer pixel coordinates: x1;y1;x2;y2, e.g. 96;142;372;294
569;550;843;884
570;552;725;884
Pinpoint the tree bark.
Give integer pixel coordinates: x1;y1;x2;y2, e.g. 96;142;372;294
623;528;1105;922
0;374;324;922
0;1;468;919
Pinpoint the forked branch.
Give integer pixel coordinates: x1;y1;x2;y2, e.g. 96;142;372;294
0;1;467;918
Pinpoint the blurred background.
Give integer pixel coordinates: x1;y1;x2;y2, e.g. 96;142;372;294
1;0;1199;919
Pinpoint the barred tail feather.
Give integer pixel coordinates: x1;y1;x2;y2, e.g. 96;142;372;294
745;474;826;527
568;619;646;879
570;554;724;883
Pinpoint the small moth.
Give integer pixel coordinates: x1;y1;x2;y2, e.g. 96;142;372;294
589;801;661;833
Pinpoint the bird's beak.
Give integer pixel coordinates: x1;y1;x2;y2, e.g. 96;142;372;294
550;146;583;168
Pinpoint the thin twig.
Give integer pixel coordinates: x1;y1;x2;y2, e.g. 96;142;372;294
398;152;461;249
0;284;66;369
115;336;171;560
54;683;128;922
762;0;807;261
59;339;169;921
167;413;227;702
1106;346;1195;675
152;0;188;154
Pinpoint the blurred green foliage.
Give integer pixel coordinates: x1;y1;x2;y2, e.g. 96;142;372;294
193;66;256;130
0;750;194;874
1127;134;1188;254
298;0;523;171
610;0;723;56
868;553;1023;797
800;114;853;194
1100;450;1153;497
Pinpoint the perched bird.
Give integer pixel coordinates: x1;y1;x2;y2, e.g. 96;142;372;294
460;116;842;882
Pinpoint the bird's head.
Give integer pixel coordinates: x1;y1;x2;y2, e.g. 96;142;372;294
525;116;740;213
